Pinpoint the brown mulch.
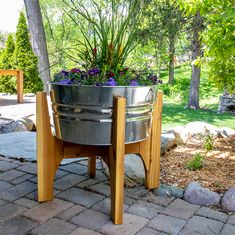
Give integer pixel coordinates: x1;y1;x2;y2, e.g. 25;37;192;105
160;134;235;194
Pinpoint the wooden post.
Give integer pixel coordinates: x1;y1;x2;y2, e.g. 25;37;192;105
147;91;163;189
0;69;23;103
88;157;96;178
36;92;63;202
17;70;23;103
110;96;126;224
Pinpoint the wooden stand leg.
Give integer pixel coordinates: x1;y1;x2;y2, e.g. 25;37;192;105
145;91;163;189
17;70;23;103
110;96;126;224
88;157;96;178
36;92;62;202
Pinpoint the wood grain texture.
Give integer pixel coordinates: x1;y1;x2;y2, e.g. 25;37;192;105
0;69;23;103
148;91;163;189
36;92;63;202
88;157;96;178
110;96;126;224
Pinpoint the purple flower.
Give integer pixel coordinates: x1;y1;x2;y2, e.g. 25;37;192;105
70;68;81;73
87;68;100;75
60;70;69;77
130;79;139;86
57;79;72;85
148;74;159;84
105;77;117;86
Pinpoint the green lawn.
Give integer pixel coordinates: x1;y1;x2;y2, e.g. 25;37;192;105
162;102;235;130
159;64;235;130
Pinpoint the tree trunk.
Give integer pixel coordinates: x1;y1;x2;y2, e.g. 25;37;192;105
24;0;51;93
168;35;175;85
186;12;202;110
155;37;163;78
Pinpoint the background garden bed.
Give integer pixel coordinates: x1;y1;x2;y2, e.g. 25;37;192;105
161;134;235;193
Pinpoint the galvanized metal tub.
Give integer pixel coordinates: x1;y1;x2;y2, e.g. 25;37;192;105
50;84;156;145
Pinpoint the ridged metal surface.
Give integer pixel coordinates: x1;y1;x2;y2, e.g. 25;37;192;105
50;84;156;145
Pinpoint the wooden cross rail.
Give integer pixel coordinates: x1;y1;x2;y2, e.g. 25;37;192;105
36;91;163;224
0;69;23;103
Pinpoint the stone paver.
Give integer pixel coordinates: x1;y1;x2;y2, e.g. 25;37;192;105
17;162;37;174
25;189;61;200
0;203;26;222
30;218;76;235
127;200;163;219
70;227;102;235
0;199;7;207
0;157;234;234
196;207;228;222
124;196;136;205
185;215;224;235
0;169;25;181
24;198;73;223
148;214;186;235
71;209;110;230
57;187;105;207
57;204;86;221
162;198;200;220
220;224;235;235
87;182;111;196
91;198;128;214
227;214;235;226
179;228;202;235
55;169;69;179
11;173;34;185
91;170;107;181
54;174;86;191
0;216;38;235
100;213;148;235
15;197;39;208
142;194;175;207
59;163;88;175
124;186;149;199
0;180;13;190
0;181;36;201
76;178;99;188
0;160;19;172
136;227;168;235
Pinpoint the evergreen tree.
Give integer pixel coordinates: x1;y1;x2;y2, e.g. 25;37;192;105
13;12;43;93
0;34;15;68
0;34;16;93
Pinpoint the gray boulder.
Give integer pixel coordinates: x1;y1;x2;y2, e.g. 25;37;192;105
124;154;145;180
219;127;235;138
221;186;235;212
185;122;220;137
0;118;27;134
167;126;189;144
16;117;35;131
153;184;184;198
161;132;176;154
24;93;35;97
183;182;221;206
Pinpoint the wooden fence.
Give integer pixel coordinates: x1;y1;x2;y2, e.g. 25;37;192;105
0;69;23;103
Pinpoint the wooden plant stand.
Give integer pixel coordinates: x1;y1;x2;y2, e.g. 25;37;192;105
0;69;23;103
36;91;163;224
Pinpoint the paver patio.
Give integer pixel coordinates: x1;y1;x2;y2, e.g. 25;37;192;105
0;156;234;235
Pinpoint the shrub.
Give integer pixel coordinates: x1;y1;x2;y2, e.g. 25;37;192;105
186;153;204;171
203;132;214;151
0;34;16;93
